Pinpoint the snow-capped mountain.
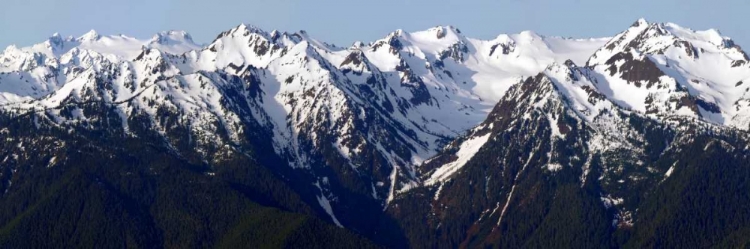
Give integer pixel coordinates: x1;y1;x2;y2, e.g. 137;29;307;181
1;19;750;248
0;24;611;207
391;59;750;248
586;19;750;130
0;29;200;103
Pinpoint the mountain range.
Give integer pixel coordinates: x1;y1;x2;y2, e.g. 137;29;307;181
1;18;749;248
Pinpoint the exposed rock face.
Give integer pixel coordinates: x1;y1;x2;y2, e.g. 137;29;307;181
391;63;750;248
1;19;750;248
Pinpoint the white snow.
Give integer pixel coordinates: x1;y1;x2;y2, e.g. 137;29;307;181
496;183;516;226
46;156;57;168
425;132;492;186
546;163;563;172
313;181;343;227
316;194;343;228
2;29;199;63
665;162;676;178
0;20;748;209
587;18;750;129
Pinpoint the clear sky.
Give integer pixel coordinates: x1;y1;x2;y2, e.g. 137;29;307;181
1;0;749;48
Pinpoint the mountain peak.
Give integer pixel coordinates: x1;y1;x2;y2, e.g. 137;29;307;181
47;33;66;46
428;25;462;39
210;23;272;46
270;30;280;39
157;30;190;37
591;18;745;65
661;22;730;48
151;30;195;45
632;18;650;27
78;29;101;42
232;23;268;38
351;41;365;49
391;29;405;38
517;30;541;41
584;19;750;128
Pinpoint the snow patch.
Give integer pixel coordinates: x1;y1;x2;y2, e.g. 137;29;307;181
546;163;563;172
313;182;343;228
426;132;492;185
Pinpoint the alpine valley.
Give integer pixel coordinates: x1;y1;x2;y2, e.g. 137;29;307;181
1;19;749;248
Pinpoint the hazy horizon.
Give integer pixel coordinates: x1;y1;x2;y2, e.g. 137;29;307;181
1;0;749;48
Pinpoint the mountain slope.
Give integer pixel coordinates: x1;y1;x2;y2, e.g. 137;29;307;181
0;111;380;248
390;61;750;248
1;19;749;248
586;19;750;130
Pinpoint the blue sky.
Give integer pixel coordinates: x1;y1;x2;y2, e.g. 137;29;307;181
1;0;749;48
